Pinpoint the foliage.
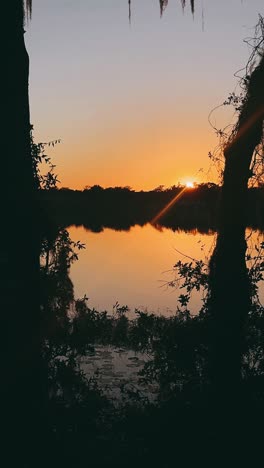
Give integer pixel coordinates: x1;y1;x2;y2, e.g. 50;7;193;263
30;126;264;465
40;248;264;405
208;15;264;187
167;259;209;311
32;129;109;433
31;125;61;190
34;124;264;408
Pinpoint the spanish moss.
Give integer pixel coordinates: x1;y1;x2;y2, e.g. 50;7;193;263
128;0;131;23
129;1;194;18
160;0;168;17
181;0;194;13
181;0;186;10
24;0;32;20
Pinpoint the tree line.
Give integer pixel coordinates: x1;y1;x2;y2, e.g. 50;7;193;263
39;183;264;233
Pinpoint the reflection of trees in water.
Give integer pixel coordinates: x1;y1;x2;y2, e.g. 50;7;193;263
37;19;264;456
6;3;264;463
41;181;264;236
39;224;264;464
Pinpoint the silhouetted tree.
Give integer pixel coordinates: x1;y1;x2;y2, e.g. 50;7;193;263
6;2;263;461
1;2;45;465
208;19;264;409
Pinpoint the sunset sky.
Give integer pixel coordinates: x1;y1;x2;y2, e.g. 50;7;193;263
26;0;263;191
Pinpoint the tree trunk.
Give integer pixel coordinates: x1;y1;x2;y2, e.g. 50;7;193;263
208;54;264;406
1;2;46;463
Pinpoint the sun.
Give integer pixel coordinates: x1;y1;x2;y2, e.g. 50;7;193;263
185;181;194;188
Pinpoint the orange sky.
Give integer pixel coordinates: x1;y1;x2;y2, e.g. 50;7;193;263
26;0;264;191
48;110;218;190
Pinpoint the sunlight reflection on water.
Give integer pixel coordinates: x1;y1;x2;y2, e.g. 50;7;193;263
68;224;216;316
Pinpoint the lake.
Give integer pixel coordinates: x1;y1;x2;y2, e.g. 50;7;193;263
68;223;264;315
68;223;216;315
65;223;264;401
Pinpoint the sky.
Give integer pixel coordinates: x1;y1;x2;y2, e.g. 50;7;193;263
26;0;264;191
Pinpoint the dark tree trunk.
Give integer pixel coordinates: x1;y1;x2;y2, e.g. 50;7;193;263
208;55;264;406
1;2;46;463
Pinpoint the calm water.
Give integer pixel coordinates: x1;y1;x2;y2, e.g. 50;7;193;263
80;345;155;404
68;224;216;315
68;224;264;315
68;223;264;399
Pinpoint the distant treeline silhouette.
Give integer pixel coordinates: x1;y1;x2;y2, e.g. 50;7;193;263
39;183;264;233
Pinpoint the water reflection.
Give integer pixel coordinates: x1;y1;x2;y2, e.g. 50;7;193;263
67;223;264;314
68;224;216;314
32;219;264;465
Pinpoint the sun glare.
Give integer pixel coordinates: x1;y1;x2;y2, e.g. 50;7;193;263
186;181;194;188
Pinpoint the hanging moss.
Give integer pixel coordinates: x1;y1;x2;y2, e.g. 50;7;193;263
24;0;32;21
129;1;194;18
